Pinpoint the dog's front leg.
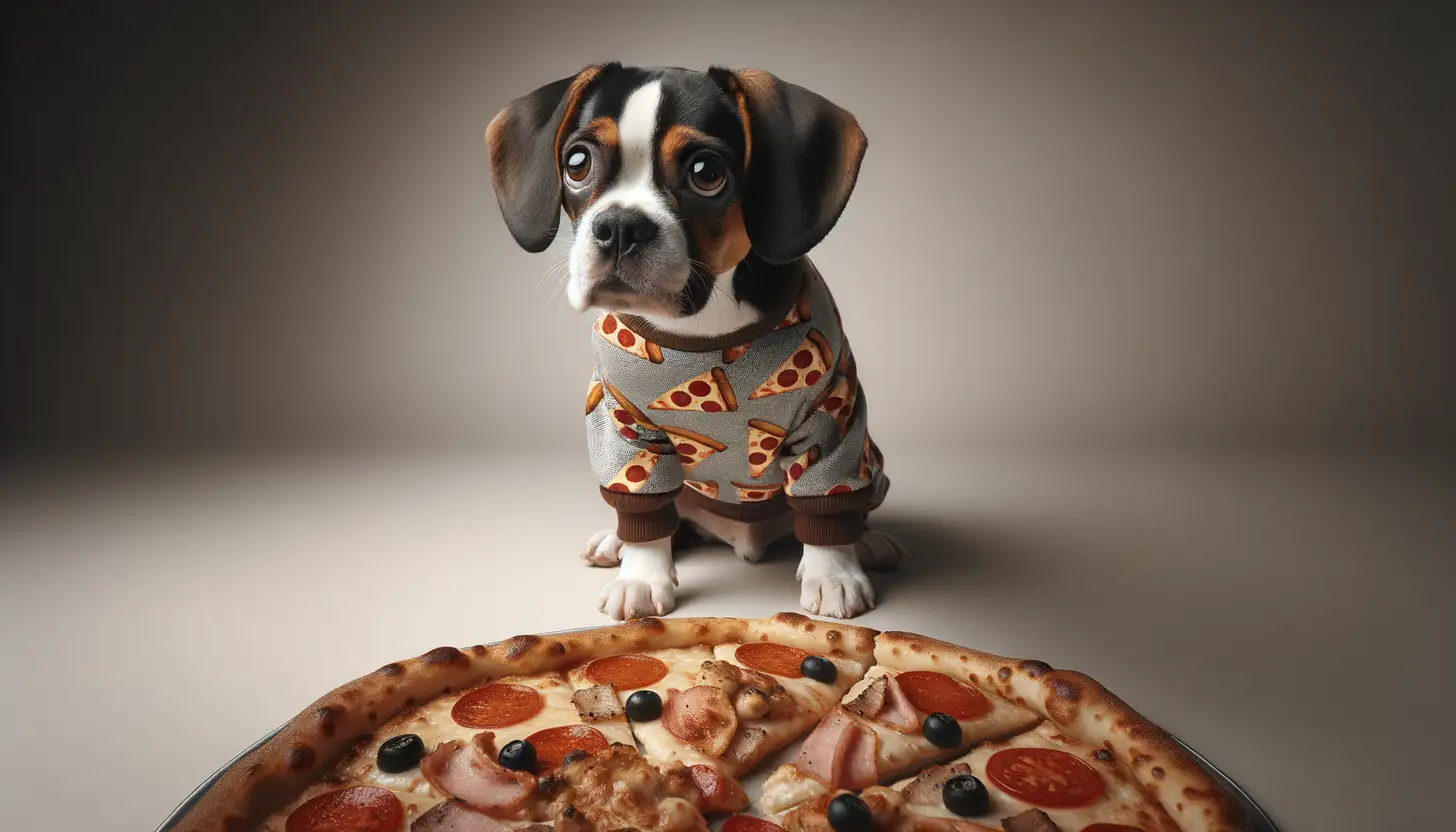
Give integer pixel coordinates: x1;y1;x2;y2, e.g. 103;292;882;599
598;535;678;620
797;543;876;619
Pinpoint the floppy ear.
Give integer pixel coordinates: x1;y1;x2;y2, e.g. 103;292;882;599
486;64;608;253
709;68;868;265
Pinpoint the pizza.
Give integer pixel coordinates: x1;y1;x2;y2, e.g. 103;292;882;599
750;331;835;400
172;615;1251;832
662;426;728;473
723;343;752;364
685;480;721;499
734;482;785;503
606;448;670;494
651;368;739;413
596;312;664;363
746;420;789;478
784;447;820;491
602;380;662;441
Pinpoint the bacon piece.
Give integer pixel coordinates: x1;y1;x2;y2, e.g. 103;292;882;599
844;675;919;733
571;683;624;722
724;727;768;767
411;800;516;832
792;709;879;789
689;764;750;814
901;762;975;805
1001;809;1060;832
662;685;739;756
421;733;536;816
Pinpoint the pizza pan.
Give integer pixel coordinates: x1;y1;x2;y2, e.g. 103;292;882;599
156;629;1281;832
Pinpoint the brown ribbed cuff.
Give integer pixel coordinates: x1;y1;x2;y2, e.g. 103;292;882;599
787;474;890;546
600;486;683;543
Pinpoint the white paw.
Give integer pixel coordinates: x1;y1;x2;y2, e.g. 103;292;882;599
856;529;906;572
798;544;876;619
599;577;676;620
582;529;623;567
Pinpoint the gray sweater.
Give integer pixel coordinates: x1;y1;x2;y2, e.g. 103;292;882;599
584;260;885;546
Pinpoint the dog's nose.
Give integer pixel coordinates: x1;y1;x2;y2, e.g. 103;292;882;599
591;208;658;257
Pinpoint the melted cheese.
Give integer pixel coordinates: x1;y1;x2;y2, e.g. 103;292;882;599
338;671;633;792
568;645;718;771
895;722;1181;832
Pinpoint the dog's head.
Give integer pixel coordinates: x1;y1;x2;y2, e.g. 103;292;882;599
486;64;866;318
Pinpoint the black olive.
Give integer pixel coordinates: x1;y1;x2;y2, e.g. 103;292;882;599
942;774;989;816
376;733;425;773
826;793;874;832
922;712;962;749
625;689;663;721
497;739;536;772
800;655;838;684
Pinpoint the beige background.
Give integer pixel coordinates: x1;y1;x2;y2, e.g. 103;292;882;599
3;3;1454;832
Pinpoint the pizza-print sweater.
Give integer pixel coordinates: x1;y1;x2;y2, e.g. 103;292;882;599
585;260;886;547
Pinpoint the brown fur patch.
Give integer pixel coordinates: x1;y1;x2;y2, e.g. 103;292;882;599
584;117;619;150
552;65;604;168
702;203;751;274
659;123;713;174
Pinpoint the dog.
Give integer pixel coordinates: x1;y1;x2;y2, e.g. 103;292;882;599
486;63;903;621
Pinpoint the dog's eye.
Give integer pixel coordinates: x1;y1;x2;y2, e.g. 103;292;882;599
564;145;592;185
687;152;727;197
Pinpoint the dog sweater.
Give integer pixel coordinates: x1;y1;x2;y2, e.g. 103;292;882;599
585;260;886;547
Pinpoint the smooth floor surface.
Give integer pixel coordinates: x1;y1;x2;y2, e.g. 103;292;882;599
2;449;1451;831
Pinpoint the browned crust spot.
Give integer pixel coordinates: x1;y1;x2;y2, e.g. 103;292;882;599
645;341;665;363
285;744;315;771
806;329;834;368
376;663;405;677
422;646;467;666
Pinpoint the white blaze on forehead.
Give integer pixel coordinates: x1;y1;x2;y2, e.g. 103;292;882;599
601;80;664;211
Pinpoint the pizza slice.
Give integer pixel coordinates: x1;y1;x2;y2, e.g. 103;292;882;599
685;479;720;499
811;374;857;437
337;670;636;795
602;379;664;441
750;330;834;400
650;368;739;413
775;282;814;330
747;420;788;478
759;665;1039;814
662;426;728;473
606;448;670;494
596;312;664;363
857;433;880;481
723;343;751;363
785;446;820;491
734;482;784;503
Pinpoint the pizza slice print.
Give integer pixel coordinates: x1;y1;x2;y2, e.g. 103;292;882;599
602;380;661;441
595;313;664;363
746;420;788;478
648;368;738;412
749;330;835;400
722;343;751;363
586;380;604;416
660;426;727;474
785;446;821;492
684;480;719;500
812;374;858;437
774;283;814;330
606;449;666;494
733;482;784;503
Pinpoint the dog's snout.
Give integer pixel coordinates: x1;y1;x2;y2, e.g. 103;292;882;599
591;207;658;257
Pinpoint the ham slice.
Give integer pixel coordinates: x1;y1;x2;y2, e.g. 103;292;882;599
662;685;739;757
411;800;516;832
421;732;536;816
793;708;879;790
571;683;623;722
844;675;920;734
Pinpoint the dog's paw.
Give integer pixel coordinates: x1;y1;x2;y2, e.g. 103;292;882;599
582;529;624;567
598;577;676;621
856;529;906;572
798;544;876;619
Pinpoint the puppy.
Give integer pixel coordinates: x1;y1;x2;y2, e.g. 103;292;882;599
486;63;903;621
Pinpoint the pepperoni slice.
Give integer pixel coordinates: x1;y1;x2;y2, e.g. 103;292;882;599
671;391;693;407
1082;826;1147;832
285;786;403;832
702;401;722;412
585;654;669;688
792;350;814;368
601;315;618;334
722;816;786;832
735;642;808;678
525;724;609;772
894;671;991;720
985;747;1105;808
689;380;712;396
451;683;543;729
776;369;799;388
826;484;853;495
760;436;779;450
618;329;636;347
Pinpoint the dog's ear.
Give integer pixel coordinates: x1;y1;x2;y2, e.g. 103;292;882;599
709;68;867;265
486;64;610;253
